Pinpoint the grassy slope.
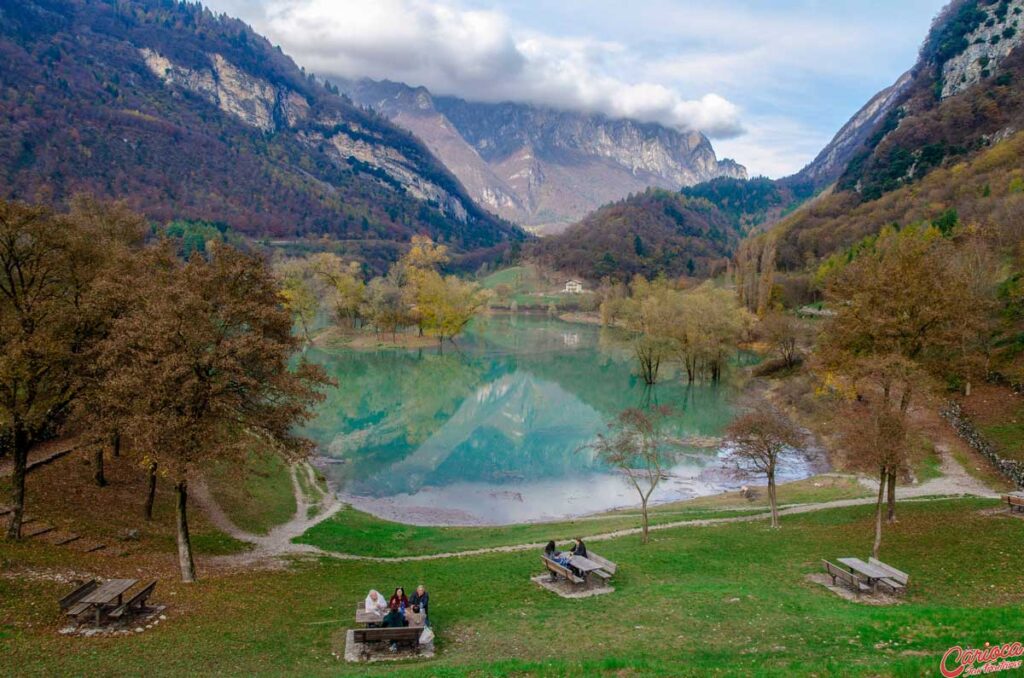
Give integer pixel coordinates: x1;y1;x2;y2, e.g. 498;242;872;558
297;476;870;558
480;264;592;309
2;498;1020;676
205;452;297;535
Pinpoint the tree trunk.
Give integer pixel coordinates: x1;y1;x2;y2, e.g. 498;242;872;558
144;462;158;521
175;480;196;582
872;467;885;559
767;469;779;528
5;425;29;540
886;471;897;524
640;498;650;544
111;431;121;458
93;447;107;487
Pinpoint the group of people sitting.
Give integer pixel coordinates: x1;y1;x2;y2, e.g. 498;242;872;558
364;584;430;628
544;537;588;578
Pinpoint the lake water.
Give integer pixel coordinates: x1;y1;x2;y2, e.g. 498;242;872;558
303;314;820;525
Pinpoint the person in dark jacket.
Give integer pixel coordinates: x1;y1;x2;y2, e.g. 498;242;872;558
570;537;588;559
381;602;407;628
410;584;430;626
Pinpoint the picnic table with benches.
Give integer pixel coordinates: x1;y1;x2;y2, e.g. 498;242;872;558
60;578;157;625
541;550;617;586
1003;491;1024;514
351;602;425;648
822;557;908;596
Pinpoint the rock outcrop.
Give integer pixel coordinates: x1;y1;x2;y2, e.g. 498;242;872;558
140;49;470;221
941;0;1024;98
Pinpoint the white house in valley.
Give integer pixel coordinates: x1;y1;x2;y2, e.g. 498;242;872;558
563;279;584;294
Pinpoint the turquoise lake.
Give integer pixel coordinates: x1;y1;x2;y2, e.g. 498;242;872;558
303;314;820;525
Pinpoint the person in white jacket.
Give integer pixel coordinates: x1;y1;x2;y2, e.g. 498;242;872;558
364;589;388;614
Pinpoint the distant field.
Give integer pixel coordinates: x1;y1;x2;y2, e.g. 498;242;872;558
480;264;596;310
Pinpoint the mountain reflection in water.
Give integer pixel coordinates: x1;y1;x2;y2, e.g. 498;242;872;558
302;314;818;525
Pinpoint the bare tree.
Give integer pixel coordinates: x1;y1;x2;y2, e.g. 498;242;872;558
584;407;675;543
726;402;803;528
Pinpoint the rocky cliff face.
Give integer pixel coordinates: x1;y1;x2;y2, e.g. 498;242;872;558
941;0;1024;97
791;69;914;189
140;49;467;218
343;79;745;234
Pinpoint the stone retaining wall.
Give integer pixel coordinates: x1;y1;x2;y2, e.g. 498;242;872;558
942;401;1024;489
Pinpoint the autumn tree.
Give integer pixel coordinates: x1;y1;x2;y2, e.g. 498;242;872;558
277;259;320;345
95;244;329;581
584;407;675;543
760;312;802;369
820;223;992;528
416;273;490;349
0;198;144;539
725;402;803;528
308;253;365;329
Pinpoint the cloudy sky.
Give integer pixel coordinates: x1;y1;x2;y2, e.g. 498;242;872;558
203;0;948;177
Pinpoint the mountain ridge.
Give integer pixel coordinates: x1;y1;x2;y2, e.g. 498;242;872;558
341;77;746;234
0;0;524;270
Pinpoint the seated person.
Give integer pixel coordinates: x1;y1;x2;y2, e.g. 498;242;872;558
389;587;409;611
405;604;426;627
570;537;588;559
364;589;388;615
410;584;430;626
381;602;408;628
544;540;572;566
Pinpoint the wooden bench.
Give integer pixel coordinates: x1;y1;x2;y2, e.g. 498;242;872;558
352;626;423;647
60;580;98;617
822;560;870;594
868;558;909;595
541;555;584;584
108;581;157;619
1004;495;1024;514
585;551;617;582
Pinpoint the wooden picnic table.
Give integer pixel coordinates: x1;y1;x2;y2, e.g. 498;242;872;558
569;555;604;574
355;608;384;625
80;578;137;625
837;558;890;585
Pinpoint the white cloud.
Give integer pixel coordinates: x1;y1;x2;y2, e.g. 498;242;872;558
224;0;745;137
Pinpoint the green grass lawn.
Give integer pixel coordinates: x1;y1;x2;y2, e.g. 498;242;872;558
206;452;297;535
2;497;1020;676
296;476;871;558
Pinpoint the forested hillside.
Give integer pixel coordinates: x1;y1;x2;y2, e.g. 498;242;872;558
734;0;1024;380
530;189;737;281
0;0;524;267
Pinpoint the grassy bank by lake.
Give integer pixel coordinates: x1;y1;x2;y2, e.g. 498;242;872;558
2;497;1019;676
296;475;871;557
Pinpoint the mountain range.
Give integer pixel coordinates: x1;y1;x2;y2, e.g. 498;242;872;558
341;78;746;234
0;0;523;270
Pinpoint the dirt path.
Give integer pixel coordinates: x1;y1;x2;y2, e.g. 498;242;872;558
191;463;346;566
196;446;999;567
856;443;999;499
